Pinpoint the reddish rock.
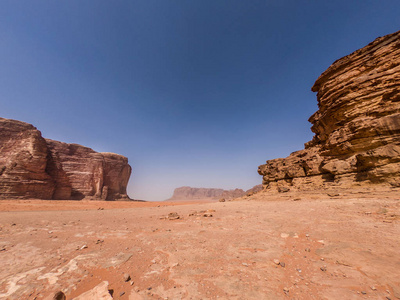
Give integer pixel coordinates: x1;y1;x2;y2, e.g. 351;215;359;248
0;118;55;199
0;117;132;200
259;30;400;190
46;140;131;200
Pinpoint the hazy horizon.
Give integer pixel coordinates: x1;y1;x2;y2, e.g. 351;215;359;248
2;1;400;200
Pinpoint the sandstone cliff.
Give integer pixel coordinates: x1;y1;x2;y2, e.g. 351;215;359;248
0;118;55;199
258;30;400;190
0;117;132;200
168;185;263;201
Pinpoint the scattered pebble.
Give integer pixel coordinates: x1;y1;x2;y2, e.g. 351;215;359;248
80;245;88;250
273;259;280;265
320;266;327;272
123;273;131;282
361;291;367;295
283;287;289;294
327;193;339;197
120;291;125;296
280;233;289;238
279;262;286;268
305;248;311;252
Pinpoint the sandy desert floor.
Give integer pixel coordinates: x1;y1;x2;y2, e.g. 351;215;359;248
1;189;399;300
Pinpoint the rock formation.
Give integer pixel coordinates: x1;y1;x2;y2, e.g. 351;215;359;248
168;185;263;201
0;118;55;199
258;30;400;190
0;117;132;200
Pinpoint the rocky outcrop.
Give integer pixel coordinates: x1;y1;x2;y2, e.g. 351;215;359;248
168;185;263;201
46;140;131;200
258;30;400;190
0;118;55;199
168;187;226;201
0;117;132;200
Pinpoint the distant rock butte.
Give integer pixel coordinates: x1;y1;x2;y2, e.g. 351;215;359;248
258;30;400;191
168;185;263;201
0;117;131;200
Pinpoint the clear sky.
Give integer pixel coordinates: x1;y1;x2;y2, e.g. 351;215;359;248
1;1;400;200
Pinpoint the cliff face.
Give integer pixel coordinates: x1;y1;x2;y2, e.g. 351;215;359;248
168;185;263;201
0;117;132;200
0;118;55;199
258;30;400;190
169;187;226;201
46;140;131;200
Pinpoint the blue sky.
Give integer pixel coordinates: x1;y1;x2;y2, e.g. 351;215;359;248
1;1;400;200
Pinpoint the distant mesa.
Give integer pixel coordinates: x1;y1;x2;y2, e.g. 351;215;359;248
0;117;132;200
167;185;263;202
259;30;400;191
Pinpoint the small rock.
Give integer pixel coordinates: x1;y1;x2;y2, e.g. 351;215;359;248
203;213;213;217
320;266;327;272
219;198;225;202
53;291;66;300
123;273;131;282
80;245;88;250
327;193;339;197
279;262;285;268
130;281;134;286
120;291;125;296
370;286;377;291
361;291;367;295
168;212;180;220
305;248;311;252
273;259;280;265
283;287;289;294
278;187;290;193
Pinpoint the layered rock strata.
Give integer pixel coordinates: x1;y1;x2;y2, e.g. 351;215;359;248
258;30;400;190
0;117;132;200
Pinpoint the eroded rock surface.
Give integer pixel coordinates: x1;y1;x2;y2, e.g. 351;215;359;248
0;117;131;200
258;30;400;191
0;118;55;199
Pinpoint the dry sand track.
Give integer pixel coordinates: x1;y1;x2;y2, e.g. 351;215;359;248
0;190;399;299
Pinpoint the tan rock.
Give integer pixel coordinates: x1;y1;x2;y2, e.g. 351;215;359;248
259;30;400;190
73;281;113;300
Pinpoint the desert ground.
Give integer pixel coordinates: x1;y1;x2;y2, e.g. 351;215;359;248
1;188;400;300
